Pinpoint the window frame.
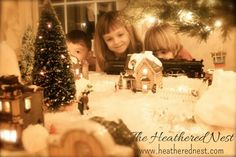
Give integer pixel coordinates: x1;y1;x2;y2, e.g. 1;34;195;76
50;0;117;34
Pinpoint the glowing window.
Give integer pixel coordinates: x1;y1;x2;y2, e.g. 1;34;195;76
0;101;2;112
4;101;11;113
24;97;31;112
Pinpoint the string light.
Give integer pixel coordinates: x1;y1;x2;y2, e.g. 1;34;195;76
61;54;65;59
214;19;223;28
47;22;52;28
39;36;43;39
39;71;45;76
178;10;194;24
144;15;156;24
204;25;212;32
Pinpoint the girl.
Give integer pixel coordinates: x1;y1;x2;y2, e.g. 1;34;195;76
94;11;142;73
144;23;193;60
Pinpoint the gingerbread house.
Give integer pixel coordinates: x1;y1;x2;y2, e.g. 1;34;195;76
123;51;163;93
0;75;44;149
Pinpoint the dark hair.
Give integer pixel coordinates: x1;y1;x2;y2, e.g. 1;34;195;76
66;30;92;50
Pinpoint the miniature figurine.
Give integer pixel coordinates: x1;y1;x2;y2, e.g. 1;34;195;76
78;92;90;115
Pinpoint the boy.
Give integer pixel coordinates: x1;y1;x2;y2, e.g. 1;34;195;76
66;30;95;72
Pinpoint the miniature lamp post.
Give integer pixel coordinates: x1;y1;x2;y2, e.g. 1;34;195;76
211;51;226;69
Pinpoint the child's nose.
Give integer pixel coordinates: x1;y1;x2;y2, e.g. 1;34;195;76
113;37;120;44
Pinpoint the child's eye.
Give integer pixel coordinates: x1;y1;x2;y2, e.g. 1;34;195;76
106;38;112;42
76;51;80;54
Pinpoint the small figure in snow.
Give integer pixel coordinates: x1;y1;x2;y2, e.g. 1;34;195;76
78;92;90;115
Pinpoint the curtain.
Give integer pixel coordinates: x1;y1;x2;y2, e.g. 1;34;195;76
0;0;39;58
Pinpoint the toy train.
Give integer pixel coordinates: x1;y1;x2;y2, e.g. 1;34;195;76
103;58;205;78
104;60;126;75
159;58;205;78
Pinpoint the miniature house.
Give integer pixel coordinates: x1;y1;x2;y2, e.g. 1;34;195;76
0;75;44;149
123;51;163;93
71;56;89;79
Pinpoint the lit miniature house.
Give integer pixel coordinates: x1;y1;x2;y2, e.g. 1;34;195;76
123;51;163;93
0;75;44;149
71;56;89;80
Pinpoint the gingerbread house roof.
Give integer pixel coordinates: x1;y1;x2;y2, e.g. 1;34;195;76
124;51;162;73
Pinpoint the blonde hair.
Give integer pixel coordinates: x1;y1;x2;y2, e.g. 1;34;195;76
144;23;182;57
94;11;142;71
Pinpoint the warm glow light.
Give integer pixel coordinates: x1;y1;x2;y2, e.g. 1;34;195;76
39;36;43;39
61;54;65;59
142;68;148;75
214;20;222;28
47;23;52;28
178;10;194;24
0;129;17;143
75;69;80;75
40;71;45;76
0;101;2;112
144;15;156;24
142;84;148;92
24;97;31;110
80;73;83;78
204;25;211;32
81;23;86;27
177;85;189;93
4;101;11;113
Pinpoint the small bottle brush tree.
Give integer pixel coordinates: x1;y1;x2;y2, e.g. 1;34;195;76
32;1;76;111
19;26;35;84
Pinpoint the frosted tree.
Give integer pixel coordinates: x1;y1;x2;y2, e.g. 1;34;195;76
32;1;76;111
19;26;35;84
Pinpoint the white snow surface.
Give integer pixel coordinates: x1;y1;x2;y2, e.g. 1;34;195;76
22;125;49;153
194;69;236;128
2;71;235;157
128;51;162;70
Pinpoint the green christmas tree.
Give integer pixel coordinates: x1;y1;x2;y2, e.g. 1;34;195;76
32;1;76;111
19;26;35;84
123;0;235;41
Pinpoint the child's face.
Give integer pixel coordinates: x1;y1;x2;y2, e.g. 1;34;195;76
103;27;130;55
67;41;89;61
155;50;174;59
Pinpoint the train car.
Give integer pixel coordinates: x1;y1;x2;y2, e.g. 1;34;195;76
159;59;205;78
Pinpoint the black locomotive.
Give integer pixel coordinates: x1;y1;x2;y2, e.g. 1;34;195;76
159;59;205;78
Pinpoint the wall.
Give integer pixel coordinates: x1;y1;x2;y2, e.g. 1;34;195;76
0;0;39;58
180;28;236;71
